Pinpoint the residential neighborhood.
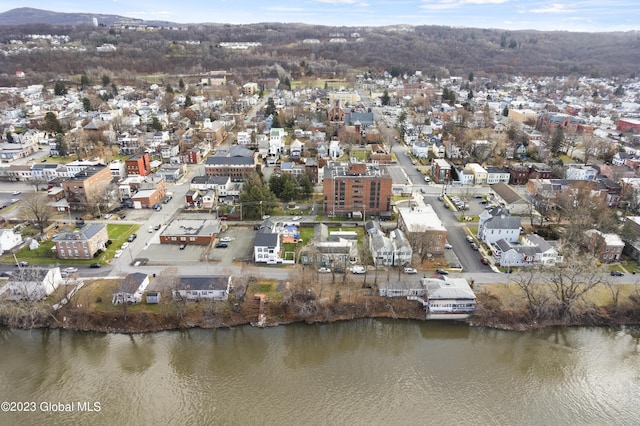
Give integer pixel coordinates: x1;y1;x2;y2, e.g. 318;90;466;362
0;33;639;327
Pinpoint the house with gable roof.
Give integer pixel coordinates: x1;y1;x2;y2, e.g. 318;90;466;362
478;207;521;244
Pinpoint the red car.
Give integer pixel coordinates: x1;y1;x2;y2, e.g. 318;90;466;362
481;258;489;265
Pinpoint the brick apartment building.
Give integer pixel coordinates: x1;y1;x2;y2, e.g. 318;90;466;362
53;223;109;259
323;161;392;217
61;165;113;212
125;152;151;176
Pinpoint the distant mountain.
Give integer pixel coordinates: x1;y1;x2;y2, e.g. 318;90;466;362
0;7;154;27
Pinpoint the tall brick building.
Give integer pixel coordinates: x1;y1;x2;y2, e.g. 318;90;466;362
125;152;151;176
61;165;112;212
323;161;392;217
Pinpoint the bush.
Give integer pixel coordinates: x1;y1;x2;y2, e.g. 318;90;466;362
94;249;103;258
106;240;113;246
95;296;102;303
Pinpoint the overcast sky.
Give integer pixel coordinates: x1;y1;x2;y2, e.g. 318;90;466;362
4;1;639;32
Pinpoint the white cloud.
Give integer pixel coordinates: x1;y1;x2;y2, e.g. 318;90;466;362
529;3;572;13
420;0;508;10
315;0;359;4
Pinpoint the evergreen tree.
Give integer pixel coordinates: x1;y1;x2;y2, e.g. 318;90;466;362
150;116;163;132
502;106;509;117
55;134;68;157
184;95;193;108
82;97;92;112
44;112;63;134
101;74;110;87
380;89;390;106
264;98;277;116
551;126;564;153
54;81;67;96
179;78;185;91
80;74;90;89
5;132;13;143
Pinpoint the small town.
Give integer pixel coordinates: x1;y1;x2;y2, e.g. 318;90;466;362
0;19;639;333
1;4;639;426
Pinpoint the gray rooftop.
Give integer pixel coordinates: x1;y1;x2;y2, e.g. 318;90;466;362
54;223;106;241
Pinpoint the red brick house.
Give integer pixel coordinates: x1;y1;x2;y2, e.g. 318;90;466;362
159;219;220;245
53;223;109;259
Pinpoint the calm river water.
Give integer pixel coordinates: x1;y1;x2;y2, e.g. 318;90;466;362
0;320;638;425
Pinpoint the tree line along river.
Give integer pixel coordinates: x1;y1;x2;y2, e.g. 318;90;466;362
0;320;638;425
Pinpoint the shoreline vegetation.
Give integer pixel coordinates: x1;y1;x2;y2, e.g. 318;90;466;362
2;278;640;334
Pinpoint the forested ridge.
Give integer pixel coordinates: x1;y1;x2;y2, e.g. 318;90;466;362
0;8;639;83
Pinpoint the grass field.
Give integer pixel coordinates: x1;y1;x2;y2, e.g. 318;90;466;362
4;223;140;265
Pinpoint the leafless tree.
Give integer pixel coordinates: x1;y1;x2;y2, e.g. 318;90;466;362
543;248;604;321
20;194;52;232
511;267;552;321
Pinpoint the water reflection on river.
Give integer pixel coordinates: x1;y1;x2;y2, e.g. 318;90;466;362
0;320;638;425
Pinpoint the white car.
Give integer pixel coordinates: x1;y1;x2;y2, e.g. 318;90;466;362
318;267;331;273
114;250;123;258
12;191;21;195
103;213;113;219
444;243;453;249
219;237;232;243
292;216;302;221
121;242;129;250
403;267;418;274
351;266;366;274
64;267;78;273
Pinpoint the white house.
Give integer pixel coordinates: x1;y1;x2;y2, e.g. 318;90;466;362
172;275;232;301
566;165;597;180
237;131;251;145
1;267;63;301
411;140;430;159
269;127;286;155
0;229;23;254
112;273;149;304
423;276;476;316
328;140;344;159
254;220;282;264
478;208;521;244
491;234;562;268
465;163;488;185
490;182;531;215
485;166;511;185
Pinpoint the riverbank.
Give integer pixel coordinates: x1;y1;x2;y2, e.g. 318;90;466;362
2;279;640;334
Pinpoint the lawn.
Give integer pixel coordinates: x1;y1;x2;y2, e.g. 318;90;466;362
248;280;282;302
80;279;173;314
4;223;139;265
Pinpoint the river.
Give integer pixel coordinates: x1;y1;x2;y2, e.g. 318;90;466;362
0;321;638;425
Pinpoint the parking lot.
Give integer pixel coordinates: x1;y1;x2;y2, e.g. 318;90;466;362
138;222;256;267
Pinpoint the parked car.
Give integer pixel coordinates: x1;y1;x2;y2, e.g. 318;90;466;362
333;267;345;274
471;243;479;251
89;263;101;268
148;226;154;233
444;243;453;249
128;234;137;242
436;269;449;275
114;250;123;258
121;242;129;250
15;261;29;267
403;267;418;274
154;224;161;231
12;190;21;195
215;243;228;248
481;258;489;265
64;267;78;273
318;267;331;273
466;236;474;243
103;213;113;219
179;243;187;250
351;265;366;274
292;216;302;221
610;270;624;277
219;237;232;243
